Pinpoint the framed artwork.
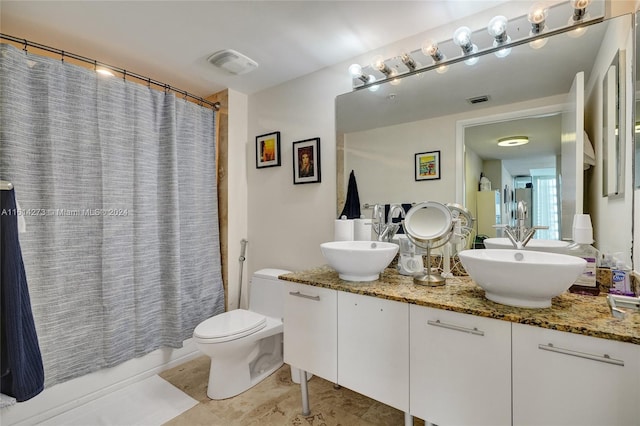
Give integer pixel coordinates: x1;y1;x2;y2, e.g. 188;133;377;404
414;150;441;181
293;137;321;184
255;131;281;168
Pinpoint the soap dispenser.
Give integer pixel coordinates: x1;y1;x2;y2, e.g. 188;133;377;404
566;214;599;296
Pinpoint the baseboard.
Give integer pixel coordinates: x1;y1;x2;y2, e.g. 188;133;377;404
1;339;200;426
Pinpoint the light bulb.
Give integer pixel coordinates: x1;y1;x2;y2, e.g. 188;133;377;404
348;63;363;77
421;39;444;62
528;4;548;27
570;0;591;22
453;26;472;48
487;16;508;41
371;55;386;72
571;0;591;9
400;52;417;71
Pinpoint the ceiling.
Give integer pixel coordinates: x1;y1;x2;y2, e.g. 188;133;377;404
1;1;512;97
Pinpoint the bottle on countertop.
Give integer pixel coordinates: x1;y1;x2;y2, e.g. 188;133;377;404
610;259;633;296
566;214;599;296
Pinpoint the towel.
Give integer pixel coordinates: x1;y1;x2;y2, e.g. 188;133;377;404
0;189;45;402
339;170;361;219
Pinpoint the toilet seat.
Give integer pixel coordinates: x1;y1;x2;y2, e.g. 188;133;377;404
194;309;267;343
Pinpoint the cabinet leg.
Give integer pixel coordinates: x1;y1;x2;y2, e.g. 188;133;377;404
299;369;310;416
404;412;413;426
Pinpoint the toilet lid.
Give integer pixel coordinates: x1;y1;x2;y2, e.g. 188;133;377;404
193;309;267;341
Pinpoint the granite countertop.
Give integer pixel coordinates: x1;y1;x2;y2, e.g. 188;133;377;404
279;265;640;346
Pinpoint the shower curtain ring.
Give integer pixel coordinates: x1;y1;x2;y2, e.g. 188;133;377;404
61;51;65;63
123;69;127;81
23;39;28;53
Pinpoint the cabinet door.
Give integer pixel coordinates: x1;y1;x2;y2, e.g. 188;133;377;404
512;323;640;426
337;292;409;412
283;282;337;382
410;305;511;426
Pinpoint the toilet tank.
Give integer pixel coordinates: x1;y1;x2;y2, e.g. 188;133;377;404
249;268;291;319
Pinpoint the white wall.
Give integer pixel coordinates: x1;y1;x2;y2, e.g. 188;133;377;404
246;66;349;273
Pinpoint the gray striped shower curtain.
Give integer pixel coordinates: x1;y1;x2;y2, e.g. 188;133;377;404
0;43;224;387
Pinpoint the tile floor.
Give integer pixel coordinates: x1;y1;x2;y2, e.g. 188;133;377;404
160;356;425;426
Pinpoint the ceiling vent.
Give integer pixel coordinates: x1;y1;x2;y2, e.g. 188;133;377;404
466;95;490;105
207;49;258;76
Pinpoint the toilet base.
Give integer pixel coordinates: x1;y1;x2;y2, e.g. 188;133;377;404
206;333;283;400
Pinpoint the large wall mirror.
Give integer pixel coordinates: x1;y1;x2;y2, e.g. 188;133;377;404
336;11;634;259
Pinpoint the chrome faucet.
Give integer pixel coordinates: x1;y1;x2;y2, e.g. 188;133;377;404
498;201;548;249
371;203;402;242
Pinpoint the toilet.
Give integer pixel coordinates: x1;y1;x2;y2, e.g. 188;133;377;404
193;268;290;400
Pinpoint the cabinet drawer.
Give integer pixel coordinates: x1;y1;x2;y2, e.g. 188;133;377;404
512;323;640;426
283;283;337;382
410;305;511;426
338;292;409;412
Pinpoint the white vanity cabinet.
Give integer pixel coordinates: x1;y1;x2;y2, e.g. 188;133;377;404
337;291;409;412
283;282;338;382
512;323;640;426
409;305;512;426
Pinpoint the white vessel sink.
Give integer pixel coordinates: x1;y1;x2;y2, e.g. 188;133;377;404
458;249;586;308
483;238;570;253
320;241;399;282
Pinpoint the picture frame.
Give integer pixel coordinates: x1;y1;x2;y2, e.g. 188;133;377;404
414;150;441;181
293;137;321;184
255;131;281;169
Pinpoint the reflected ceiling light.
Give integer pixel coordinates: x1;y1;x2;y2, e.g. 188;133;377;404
487;16;512;58
453;26;479;65
348;63;375;86
498;136;529;147
96;67;114;77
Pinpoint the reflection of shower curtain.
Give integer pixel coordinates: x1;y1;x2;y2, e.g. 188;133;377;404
0;44;224;387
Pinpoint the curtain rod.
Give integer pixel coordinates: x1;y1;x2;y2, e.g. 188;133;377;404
0;180;14;191
0;33;221;111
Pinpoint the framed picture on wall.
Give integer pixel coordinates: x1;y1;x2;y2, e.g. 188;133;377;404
293;137;321;184
414;150;440;181
255;131;281;168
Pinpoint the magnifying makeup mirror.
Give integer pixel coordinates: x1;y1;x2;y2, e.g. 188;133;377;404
403;201;454;286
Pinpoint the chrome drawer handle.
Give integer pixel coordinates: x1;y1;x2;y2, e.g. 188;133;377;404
427;319;484;336
538;343;624;366
288;291;320;301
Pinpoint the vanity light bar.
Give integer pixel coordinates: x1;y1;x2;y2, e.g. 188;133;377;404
349;0;603;90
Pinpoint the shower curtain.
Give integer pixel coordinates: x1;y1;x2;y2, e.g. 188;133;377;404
0;43;225;387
